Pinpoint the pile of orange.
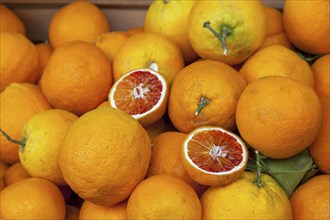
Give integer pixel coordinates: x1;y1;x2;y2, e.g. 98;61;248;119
0;1;329;219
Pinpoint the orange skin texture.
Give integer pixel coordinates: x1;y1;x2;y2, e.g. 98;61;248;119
93;31;129;62
311;54;330;97
290;175;330;220
113;32;185;87
39;41;113;116
35;42;53;79
0;83;51;164
236;76;322;159
0;32;39;91
126;174;202;219
144;0;199;64
79;201;126;220
239;45;314;87
0;177;66;219
4;162;30;186
187;0;267;65
201;172;293;219
0;4;25;35
283;0;330;54
309;95;330;174
48;1;110;49
168;60;246;133
147;131;208;196
260;6;292;49
59;106;151;206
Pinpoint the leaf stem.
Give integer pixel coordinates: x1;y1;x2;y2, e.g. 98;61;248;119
195;96;210;116
0;128;26;147
203;21;231;55
255;150;263;187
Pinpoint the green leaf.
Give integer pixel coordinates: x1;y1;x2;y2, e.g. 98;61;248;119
246;150;318;197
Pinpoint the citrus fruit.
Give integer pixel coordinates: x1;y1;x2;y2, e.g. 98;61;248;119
0;161;9;179
0;4;25;35
59;106;151;206
125;26;144;37
0;83;51;164
187;0;266;65
93;31;129;62
3;162;30;186
109;68;169;127
0;32;39;91
201;171;293;219
290;174;330;220
309;95;329;174
182;126;248;186
35;42;53;79
239;45;314;87
39;40;112;116
311;54;330;97
260;5;292;49
0;177;66;219
16;109;78;185
236;76;322;159
113;32;184;87
126;174;202;219
283;0;330;54
168;60;246;133
0;178;5;191
79;201;126;220
148;131;208;196
48;1;110;48
144;0;199;64
144;118;168;141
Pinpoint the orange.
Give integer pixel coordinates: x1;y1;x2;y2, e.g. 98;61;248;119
125;26;144;37
35;42;53;79
0;4;25;35
59;106;151;206
311;54;330;97
0;83;51;164
309;95;330;174
148;131;208;196
144;0;199;64
113;32;184;87
0;177;66;219
40;41;112;116
109;68;169;127
201;171;293;219
236;76;322;159
168;60;246;133
4;162;30;186
17;109;78;185
126;174;202;219
187;0;266;65
79;201;126;220
0;178;5;191
0;32;39;91
283;0;330;54
144;118;168;141
48;1;110;48
65;205;80;220
260;5;292;49
0;161;9;179
290;174;330;220
182;126;248;186
93;31;129;62
239;45;314;87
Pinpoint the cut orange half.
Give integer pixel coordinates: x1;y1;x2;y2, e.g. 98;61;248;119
182;126;248;186
109;68;168;127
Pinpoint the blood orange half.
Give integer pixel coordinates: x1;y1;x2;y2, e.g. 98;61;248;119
108;68;168;127
182;126;248;186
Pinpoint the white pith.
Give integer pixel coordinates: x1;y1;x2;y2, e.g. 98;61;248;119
183;126;248;175
109;68;167;119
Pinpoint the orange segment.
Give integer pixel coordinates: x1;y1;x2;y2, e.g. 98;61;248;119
109;69;168;127
182;126;248;186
